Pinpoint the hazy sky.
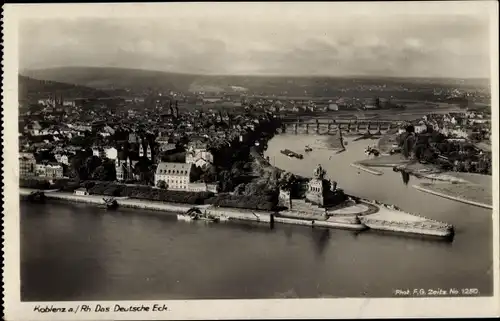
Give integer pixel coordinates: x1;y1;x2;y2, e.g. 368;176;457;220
18;2;493;78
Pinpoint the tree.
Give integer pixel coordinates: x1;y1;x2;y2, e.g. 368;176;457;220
278;172;297;191
234;183;246;195
69;150;93;180
201;165;218;183
84;181;96;189
157;180;167;189
190;165;204;182
92;160;116;181
422;148;436;163
402;134;415;159
133;158;154;184
92;166;108;181
218;170;234;192
85;156;102;178
35;150;57;163
476;156;490;174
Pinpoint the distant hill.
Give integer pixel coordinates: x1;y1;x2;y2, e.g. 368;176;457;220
18;74;110;102
22;67;198;93
22;66;490;98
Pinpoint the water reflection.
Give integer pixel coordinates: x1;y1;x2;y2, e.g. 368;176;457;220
361;230;454;245
311;228;331;258
401;171;410;185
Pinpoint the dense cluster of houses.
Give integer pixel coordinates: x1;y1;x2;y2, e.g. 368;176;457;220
19;152;64;180
19;95;273;194
398;109;491;142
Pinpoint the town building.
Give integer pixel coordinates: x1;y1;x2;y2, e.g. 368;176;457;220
328;103;339;111
92;147;106;159
19;153;36;178
72;124;92;132
128;133;138;144
27;121;42;136
157;141;176;153
185;146;214;168
55;154;70;165
414;124;427;134
105;147;118;160
74;188;89;196
115;158;138;182
154;162;192;190
35;164;64;179
45;164;64;179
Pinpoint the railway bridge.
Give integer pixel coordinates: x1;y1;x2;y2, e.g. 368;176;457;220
280;117;403;135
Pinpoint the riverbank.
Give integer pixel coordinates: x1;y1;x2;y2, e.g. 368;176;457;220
353;154;492;209
350;163;383;175
413;182;492;210
354;154;410;168
377;133;399;154
20;188;454;238
353;156;474;183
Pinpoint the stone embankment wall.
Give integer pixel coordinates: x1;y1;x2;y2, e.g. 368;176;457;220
313;220;366;230
28;191;196;215
350;163;383;175
21;189;451;238
327;202;379;217
204;207;272;223
413;184;492;210
360;217;453;237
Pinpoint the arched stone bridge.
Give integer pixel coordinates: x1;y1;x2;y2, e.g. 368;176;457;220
280;117;403;135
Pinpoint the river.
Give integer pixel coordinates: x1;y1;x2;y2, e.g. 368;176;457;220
20;135;493;301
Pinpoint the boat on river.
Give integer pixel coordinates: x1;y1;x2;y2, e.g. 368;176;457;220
178;208;220;223
364;146;380;157
27;191;46;203
103;197;119;210
280;149;303;159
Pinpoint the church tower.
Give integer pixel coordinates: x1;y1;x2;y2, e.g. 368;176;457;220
146;143;152;160
115;159;124;182
138;138;144;158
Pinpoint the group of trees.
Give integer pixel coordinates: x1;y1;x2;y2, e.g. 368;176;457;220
19;178;80;191
86;182;214;204
453;156;492;175
70;152;117;181
205;193;278;211
396;124;492;175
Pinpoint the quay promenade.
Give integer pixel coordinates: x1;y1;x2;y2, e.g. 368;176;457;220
20;188;454;238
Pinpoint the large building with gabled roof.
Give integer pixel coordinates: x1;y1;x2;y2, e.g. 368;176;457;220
154;162;192;190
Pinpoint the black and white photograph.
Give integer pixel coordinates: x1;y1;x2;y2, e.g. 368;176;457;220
3;2;499;320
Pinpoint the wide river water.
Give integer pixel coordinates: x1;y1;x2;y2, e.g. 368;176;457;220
20;135;493;301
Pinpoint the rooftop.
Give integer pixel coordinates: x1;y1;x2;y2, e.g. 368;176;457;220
156;162;192;176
